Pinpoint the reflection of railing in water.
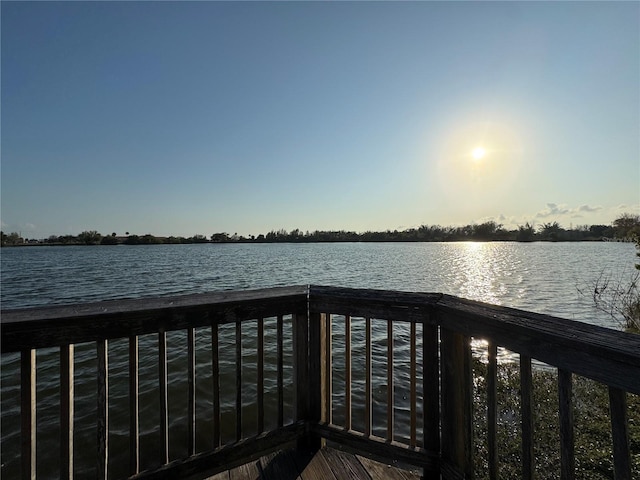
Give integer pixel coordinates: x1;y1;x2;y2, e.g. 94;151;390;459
2;285;639;479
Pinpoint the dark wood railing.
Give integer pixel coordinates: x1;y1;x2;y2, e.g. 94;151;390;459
2;285;639;479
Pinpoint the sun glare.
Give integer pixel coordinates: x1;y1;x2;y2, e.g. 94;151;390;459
472;147;486;161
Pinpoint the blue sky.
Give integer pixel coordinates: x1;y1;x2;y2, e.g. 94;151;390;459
2;1;639;238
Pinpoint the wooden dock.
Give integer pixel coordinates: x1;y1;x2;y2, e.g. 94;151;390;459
205;446;421;480
2;285;639;479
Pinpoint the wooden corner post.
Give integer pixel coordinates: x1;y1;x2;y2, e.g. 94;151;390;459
293;309;311;448
440;326;474;479
308;311;327;450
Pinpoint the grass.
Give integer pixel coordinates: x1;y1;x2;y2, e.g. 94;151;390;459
472;359;640;479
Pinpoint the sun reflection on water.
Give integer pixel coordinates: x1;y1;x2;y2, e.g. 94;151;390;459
450;242;524;306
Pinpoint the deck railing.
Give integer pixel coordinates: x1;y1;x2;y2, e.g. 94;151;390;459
1;285;639;479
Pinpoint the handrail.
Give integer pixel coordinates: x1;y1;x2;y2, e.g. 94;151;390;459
2;285;639;480
1;285;308;351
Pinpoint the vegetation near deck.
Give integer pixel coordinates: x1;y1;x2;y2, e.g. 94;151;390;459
2;285;639;479
472;359;640;479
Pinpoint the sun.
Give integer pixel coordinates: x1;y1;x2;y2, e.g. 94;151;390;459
472;146;486;161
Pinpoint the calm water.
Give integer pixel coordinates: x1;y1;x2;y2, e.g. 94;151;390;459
1;242;636;478
2;242;636;322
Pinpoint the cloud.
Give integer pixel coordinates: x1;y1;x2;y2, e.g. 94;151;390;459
536;203;570;218
616;203;640;213
578;205;602;213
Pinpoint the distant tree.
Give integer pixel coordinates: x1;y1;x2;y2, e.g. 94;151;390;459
124;235;140;245
100;235;118;245
211;233;230;243
78;230;102;245
59;235;77;244
539;222;564;241
471;221;502;241
1;232;23;246
589;225;612;239
516;223;535;242
189;234;209;243
166;236;187;244
613;213;640;239
140;234;163;244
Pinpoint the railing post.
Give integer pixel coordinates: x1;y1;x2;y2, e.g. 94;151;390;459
558;369;575;480
440;327;474;479
608;387;631;480
423;322;441;479
308;311;327;450
293;310;310;448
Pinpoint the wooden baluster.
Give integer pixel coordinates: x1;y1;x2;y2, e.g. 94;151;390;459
608;387;631;480
97;340;108;480
387;319;394;442
487;343;498;480
365;317;371;437
211;323;220;448
129;336;139;475
21;349;36;480
345;315;351;432
276;315;284;428
235;321;242;442
293;310;310;449
187;327;196;456
423;324;440;455
325;314;333;426
60;344;74;480
257;318;264;435
158;331;169;464
410;322;417;447
558;369;575;480
520;355;534;480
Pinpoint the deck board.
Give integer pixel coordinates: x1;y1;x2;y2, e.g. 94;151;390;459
228;459;260;480
295;449;338;480
204;447;421;480
356;454;421;480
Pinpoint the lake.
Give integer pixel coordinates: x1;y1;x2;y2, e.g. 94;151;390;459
1;242;637;478
2;241;636;324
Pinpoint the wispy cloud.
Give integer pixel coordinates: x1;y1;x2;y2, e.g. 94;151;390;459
536;203;570;218
578;204;602;213
536;203;605;219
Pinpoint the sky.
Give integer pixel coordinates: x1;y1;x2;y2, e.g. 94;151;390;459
2;1;639;239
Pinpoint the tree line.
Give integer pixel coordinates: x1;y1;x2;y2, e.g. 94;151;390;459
2;213;639;247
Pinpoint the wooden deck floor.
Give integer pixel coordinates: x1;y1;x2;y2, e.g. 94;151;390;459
205;446;422;480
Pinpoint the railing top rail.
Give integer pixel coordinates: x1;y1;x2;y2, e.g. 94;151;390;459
1;285;309;352
309;285;639;363
437;293;640;366
311;285;640;394
1;285;309;323
3;284;639;393
309;285;443;322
